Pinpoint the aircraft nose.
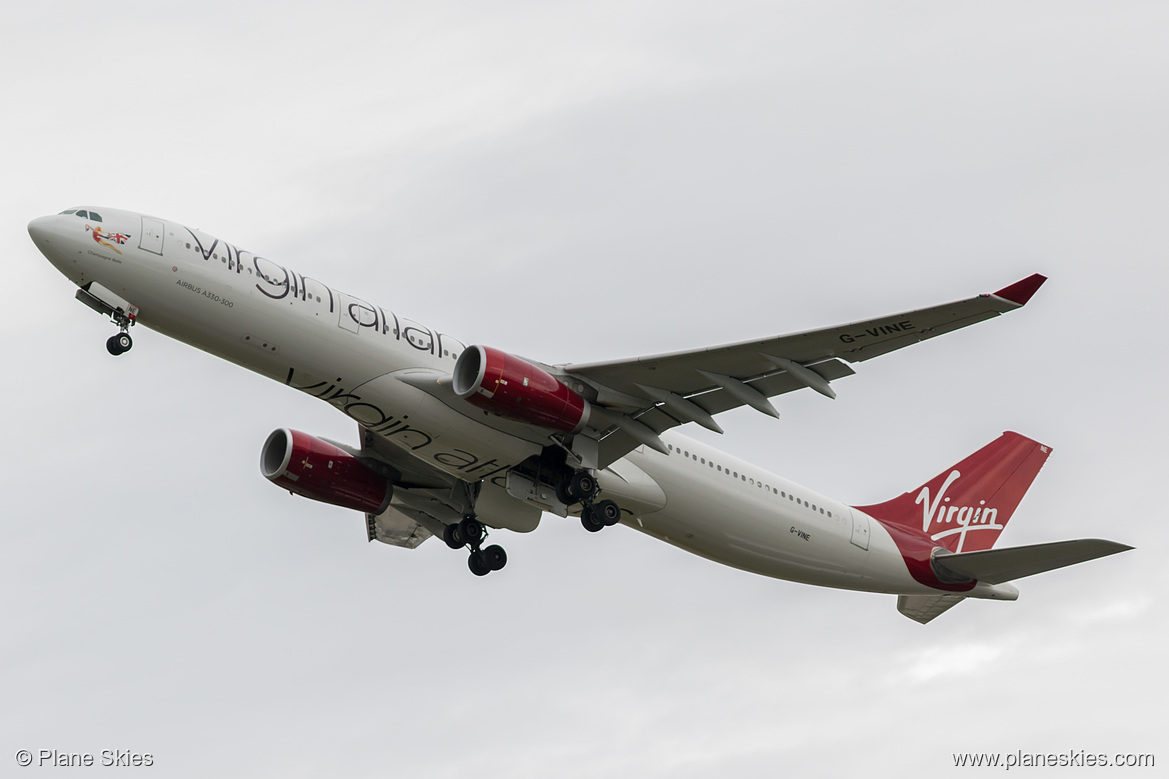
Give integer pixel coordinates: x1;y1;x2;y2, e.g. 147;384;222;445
27;215;57;251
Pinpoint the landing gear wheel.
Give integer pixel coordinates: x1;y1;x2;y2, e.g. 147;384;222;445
458;516;483;546
595;499;621;527
468;550;491;576
106;333;132;355
555;479;574;506
452;484;509;576
442;523;465;549
483;544;507;571
569;470;598;502
581;505;605;533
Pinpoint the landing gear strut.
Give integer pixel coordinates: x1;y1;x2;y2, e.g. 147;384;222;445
105;305;138;356
444;485;508;576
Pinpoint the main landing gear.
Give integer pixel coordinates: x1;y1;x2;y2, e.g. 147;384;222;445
442;486;507;577
105;306;138;356
442;460;625;577
443;516;507;577
556;468;622;533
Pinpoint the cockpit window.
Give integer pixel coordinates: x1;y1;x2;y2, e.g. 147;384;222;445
59;208;102;222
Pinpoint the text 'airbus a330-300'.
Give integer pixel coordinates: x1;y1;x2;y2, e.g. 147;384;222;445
28;206;1132;622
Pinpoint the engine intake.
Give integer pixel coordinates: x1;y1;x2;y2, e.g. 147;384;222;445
452;345;590;433
260;428;393;514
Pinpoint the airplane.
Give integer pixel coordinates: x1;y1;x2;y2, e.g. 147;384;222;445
28;205;1132;622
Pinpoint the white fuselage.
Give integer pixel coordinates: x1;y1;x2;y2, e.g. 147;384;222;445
29;207;942;596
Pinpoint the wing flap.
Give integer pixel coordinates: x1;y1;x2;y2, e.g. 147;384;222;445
688;358;855;417
366;505;435;548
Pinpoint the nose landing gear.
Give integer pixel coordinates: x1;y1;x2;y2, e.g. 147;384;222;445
106;331;133;355
105;305;138;356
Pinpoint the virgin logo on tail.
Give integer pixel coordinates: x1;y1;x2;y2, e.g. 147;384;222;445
916;470;1003;552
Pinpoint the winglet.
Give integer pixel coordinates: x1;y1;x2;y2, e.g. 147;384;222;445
993;273;1047;306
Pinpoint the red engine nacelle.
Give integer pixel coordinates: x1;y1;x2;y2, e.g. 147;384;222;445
260;429;393;514
452;345;591;433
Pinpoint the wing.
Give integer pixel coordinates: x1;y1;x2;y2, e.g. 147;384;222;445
564;275;1046;467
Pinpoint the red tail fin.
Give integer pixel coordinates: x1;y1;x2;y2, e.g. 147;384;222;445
855;432;1052;553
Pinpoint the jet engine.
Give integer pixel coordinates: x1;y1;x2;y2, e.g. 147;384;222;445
452;345;590;433
260;428;393;514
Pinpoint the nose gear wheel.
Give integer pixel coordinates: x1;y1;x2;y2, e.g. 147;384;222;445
106;332;133;355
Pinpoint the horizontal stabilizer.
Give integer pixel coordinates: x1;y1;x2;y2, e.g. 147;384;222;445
933;539;1133;584
897;594;966;624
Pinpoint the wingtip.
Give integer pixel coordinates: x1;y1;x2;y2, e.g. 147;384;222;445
994;273;1047;306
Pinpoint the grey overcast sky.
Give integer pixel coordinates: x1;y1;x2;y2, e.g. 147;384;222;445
4;2;1166;776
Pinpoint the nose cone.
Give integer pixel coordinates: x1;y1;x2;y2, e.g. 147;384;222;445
28;215;56;253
